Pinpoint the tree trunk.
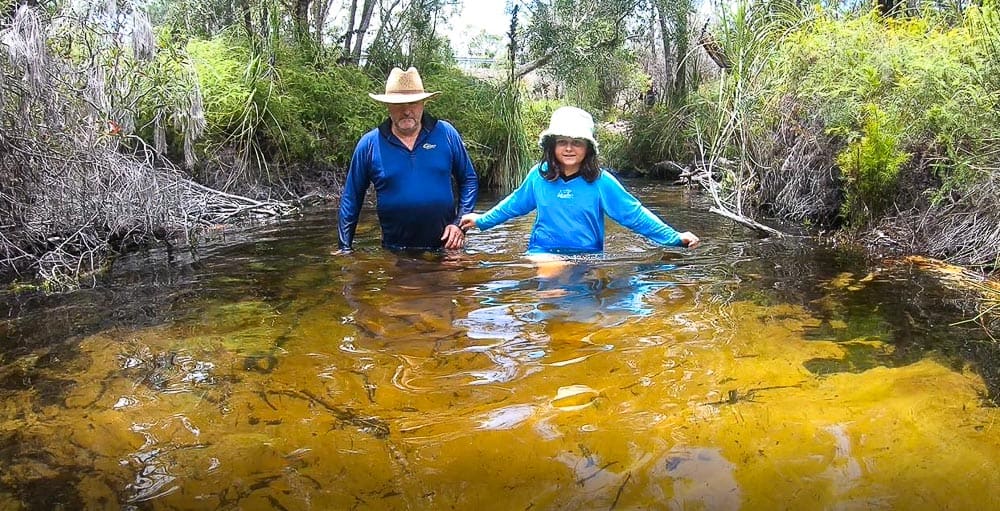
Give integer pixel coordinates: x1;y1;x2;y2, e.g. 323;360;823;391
655;0;672;90
312;0;333;43
515;50;555;79
293;0;312;42
350;0;378;63
875;0;900;16
648;1;657;69
672;0;689;94
238;0;254;41
343;0;358;58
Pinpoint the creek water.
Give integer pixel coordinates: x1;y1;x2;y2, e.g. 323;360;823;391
1;183;998;510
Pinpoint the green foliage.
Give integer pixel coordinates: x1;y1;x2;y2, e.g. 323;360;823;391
666;2;998;266
663;0;808;217
466;31;502;58
522;99;562;140
271;54;383;168
603;100;694;175
6;281;40;294
966;4;1000;91
187;37;252;136
597;126;628;172
130;28;205;167
773;10;998;222
482;84;531;192
523;0;647;113
363;1;457;77
186;35;273;183
365;32;455;78
555;44;647;117
835;104;909;225
525;0;632;74
173;34;525;191
776;13;976;137
422;68;530;192
185;34;384;185
146;0;240;38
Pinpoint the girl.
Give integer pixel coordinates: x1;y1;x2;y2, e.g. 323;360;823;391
460;106;700;259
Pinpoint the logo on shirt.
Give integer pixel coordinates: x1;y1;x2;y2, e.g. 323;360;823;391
557;188;574;199
422;143;437;150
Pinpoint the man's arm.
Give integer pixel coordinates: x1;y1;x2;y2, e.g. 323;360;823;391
338;135;374;251
447;124;479;218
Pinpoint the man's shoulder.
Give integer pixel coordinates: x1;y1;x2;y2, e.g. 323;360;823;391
355;127;381;148
429;117;461;136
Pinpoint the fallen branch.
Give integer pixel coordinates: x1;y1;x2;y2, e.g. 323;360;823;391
709;205;785;237
692;154;788;238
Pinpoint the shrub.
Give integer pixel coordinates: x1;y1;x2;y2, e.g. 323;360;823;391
834;104;909;225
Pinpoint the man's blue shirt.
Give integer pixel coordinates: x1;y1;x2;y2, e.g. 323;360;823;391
338;114;478;250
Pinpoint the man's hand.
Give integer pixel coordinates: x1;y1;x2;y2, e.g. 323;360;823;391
441;224;466;250
459;213;481;232
679;232;701;249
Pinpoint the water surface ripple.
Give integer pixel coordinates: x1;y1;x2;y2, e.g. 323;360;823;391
1;185;998;510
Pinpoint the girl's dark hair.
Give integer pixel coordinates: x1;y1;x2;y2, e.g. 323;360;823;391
538;136;602;183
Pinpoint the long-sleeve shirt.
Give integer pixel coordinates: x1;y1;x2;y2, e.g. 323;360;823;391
338;113;478;250
475;163;683;254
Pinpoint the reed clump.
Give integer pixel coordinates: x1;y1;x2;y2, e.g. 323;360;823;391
625;2;1000;271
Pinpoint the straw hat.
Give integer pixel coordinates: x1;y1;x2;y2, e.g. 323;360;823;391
368;67;441;104
538;106;599;154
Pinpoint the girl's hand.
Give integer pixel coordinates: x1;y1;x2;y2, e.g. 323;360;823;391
459;213;481;232
679;232;701;249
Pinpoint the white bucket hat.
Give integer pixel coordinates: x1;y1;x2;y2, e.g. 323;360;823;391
538;106;599;154
368;67;441;104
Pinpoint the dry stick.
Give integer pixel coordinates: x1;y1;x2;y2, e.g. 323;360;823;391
699;153;787;237
709;205;785;237
0;229;36;267
608;471;631;510
689;76;783;239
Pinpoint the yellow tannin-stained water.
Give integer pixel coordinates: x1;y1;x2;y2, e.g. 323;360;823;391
0;187;997;510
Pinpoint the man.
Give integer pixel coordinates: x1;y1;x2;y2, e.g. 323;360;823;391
336;67;479;253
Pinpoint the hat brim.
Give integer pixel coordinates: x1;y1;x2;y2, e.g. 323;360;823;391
368;91;441;104
538;132;600;154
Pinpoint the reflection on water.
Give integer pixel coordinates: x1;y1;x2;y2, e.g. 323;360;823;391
1;185;998;510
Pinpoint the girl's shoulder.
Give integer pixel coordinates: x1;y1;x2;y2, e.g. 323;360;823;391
591;170;622;189
525;162;547;181
596;169;621;183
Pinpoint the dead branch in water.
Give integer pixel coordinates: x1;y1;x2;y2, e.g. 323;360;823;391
687;53;790;239
0;4;295;289
708;205;785;237
688;153;787;238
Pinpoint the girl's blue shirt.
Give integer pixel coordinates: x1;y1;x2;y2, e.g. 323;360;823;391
475;163;683;254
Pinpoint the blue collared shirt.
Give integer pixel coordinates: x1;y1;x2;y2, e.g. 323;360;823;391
338;114;479;250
